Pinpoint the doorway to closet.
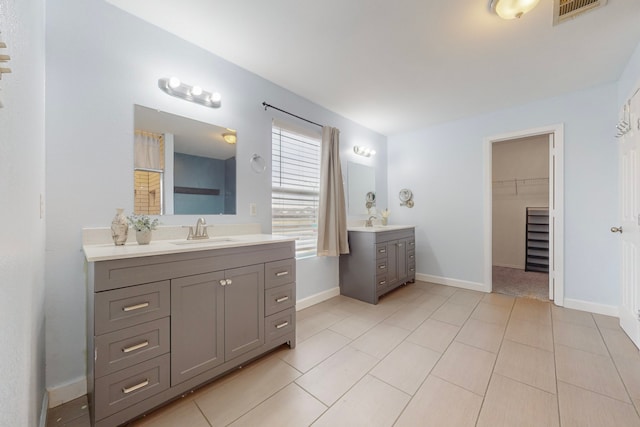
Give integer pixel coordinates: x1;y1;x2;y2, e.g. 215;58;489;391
483;125;564;305
492;136;549;300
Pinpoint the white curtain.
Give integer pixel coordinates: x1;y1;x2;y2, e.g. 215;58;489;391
134;132;161;169
317;126;349;256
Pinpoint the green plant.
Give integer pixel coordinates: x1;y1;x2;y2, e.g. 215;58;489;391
127;214;159;232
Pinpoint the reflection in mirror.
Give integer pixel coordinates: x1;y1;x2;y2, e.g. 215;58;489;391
134;105;237;215
347;161;375;215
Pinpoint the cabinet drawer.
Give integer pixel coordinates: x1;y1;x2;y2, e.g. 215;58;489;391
95;281;170;335
375;244;388;259
94;354;170;421
95;318;169;378
265;308;295;344
376;275;389;291
265;259;295;289
407;252;416;263
376;260;388;273
265;283;296;316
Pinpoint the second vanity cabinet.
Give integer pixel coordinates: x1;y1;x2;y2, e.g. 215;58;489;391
86;240;295;427
340;227;415;304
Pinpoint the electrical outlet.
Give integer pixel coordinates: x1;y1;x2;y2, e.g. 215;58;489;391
250;203;257;216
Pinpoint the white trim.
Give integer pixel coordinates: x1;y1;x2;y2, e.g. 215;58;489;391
296;286;340;311
484;124;565;306
47;377;86;408
564;298;619;317
39;391;49;427
416;273;488;293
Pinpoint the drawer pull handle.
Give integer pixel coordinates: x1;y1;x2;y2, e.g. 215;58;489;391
275;271;289;277
378;249;386;253
379;280;386;286
122;341;149;353
122;302;149;312
410;268;415;272
410;255;415;259
276;296;289;303
220;279;232;286
410;242;415;246
122;379;149;394
379;265;386;269
397;243;403;247
275;321;289;329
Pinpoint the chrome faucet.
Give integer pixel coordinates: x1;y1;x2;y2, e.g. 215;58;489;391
365;215;377;227
186;217;210;240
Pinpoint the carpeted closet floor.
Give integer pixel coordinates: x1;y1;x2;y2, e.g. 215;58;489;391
492;266;549;301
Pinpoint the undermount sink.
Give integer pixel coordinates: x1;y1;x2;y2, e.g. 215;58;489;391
170;237;236;246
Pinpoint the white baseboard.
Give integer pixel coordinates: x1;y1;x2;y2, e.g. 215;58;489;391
39;390;49;427
296;286;340;311
563;298;619;317
417;273;489;293
48;377;86;408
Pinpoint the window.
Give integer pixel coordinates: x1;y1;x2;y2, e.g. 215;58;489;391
272;122;321;259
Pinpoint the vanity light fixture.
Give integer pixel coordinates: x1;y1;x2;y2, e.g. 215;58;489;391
158;77;221;108
354;145;376;157
223;133;237;144
490;0;540;19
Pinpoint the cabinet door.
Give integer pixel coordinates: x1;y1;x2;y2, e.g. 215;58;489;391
396;239;408;281
386;240;399;285
224;264;265;361
171;271;225;386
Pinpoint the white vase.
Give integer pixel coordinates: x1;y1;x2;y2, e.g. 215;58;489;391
111;208;129;246
136;230;152;245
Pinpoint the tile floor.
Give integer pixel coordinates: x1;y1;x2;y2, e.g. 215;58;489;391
48;280;640;427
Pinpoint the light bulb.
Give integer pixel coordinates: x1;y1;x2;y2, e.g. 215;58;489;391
210;92;222;102
191;86;203;96
168;77;181;88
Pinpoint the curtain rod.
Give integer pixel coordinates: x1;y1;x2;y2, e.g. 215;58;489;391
262;102;323;128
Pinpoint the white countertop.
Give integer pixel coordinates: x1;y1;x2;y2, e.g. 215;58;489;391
347;225;415;233
83;233;296;262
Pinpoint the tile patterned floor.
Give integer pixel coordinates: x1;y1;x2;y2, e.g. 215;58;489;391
48;280;640;427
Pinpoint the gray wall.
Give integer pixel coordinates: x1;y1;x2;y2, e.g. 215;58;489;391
45;0;387;395
0;0;47;424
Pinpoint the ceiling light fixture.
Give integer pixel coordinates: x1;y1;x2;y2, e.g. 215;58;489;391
490;0;540;19
354;145;376;157
158;77;221;108
223;133;237;144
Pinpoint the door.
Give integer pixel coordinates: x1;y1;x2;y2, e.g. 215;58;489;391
618;93;640;349
224;264;265;361
171;271;225;386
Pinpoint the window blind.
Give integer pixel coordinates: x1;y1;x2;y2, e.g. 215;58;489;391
272;123;321;259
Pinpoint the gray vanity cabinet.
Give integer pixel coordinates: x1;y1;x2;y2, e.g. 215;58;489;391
87;241;295;427
340;228;415;304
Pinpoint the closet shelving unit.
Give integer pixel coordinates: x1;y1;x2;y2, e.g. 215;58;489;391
525;207;549;272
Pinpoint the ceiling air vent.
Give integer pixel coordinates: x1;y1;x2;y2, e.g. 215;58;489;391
553;0;607;25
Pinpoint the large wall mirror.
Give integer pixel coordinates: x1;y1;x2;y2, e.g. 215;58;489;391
133;104;237;215
347;161;375;215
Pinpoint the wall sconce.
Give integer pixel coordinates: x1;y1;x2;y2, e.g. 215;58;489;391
490;0;540;19
223;133;237;144
354;145;376;157
158;77;221;108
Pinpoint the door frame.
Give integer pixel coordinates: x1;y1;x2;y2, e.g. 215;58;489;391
483;124;565;305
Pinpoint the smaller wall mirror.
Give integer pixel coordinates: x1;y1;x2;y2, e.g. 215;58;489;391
347;161;375;215
134;105;237;215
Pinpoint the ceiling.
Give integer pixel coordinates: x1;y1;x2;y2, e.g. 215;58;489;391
107;0;640;136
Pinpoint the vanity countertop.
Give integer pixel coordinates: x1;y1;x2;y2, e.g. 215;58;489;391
347;225;415;233
83;233;296;262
